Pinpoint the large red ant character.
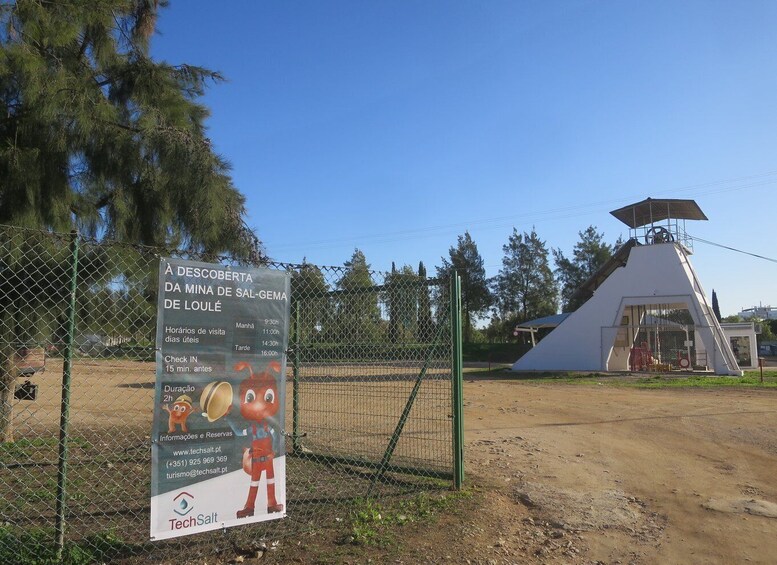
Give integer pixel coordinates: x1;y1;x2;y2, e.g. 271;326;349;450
229;360;283;518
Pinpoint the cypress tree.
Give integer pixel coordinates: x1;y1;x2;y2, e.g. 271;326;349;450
712;289;722;323
387;262;399;343
416;261;433;342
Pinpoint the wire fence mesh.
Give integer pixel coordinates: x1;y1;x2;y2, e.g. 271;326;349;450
0;224;460;563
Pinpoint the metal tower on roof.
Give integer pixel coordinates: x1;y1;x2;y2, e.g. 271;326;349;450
609;198;708;253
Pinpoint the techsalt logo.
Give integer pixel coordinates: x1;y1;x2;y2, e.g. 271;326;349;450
169;491;218;531
173;491;194;516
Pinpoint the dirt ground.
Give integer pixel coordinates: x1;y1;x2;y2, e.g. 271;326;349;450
246;373;777;564
11;360;777;564
417;376;777;564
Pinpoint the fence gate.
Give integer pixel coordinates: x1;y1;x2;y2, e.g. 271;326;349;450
0;224;463;563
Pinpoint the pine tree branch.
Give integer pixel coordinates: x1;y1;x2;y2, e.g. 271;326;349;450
95;191;115;209
95;118;141;133
76;31;89;61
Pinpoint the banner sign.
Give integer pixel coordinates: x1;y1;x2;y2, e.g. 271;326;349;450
150;258;290;541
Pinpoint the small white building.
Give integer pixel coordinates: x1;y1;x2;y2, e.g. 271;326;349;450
720;322;758;369
512;198;741;376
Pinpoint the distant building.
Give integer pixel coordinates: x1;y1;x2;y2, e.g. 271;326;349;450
739;306;777;320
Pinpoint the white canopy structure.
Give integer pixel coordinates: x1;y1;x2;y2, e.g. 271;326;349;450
512;199;741;376
513;313;570;346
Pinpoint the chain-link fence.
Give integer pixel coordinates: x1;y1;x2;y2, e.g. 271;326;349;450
0;224;463;563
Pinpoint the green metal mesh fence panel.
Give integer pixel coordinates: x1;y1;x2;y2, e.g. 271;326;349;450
0;225;458;563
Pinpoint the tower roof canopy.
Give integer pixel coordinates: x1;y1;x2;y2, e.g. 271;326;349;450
610;198;708;228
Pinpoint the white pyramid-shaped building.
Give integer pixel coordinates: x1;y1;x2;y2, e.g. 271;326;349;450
512;198;741;376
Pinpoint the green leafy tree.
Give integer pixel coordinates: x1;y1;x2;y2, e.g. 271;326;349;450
0;0;260;258
722;315;743;323
0;1;260;441
436;232;492;342
664;308;694;326
753;318;776;347
385;263;420;343
331;250;381;343
0;228;113;441
492;228;557;339
553;226;615;312
291;261;331;343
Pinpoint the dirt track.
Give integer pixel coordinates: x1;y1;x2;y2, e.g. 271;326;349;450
456;378;777;564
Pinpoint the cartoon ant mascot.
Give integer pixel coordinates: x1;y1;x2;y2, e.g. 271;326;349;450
162;394;194;433
227;361;283;518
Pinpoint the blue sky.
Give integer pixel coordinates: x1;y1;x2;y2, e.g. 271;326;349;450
153;1;776;317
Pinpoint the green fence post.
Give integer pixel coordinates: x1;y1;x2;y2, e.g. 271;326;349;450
450;273;464;489
291;298;301;454
55;230;79;559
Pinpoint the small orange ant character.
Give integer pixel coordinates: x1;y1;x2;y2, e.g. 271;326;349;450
163;395;194;433
228;361;283;518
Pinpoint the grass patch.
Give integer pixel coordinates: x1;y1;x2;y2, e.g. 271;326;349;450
341;490;472;547
463;365;512;375
471;368;777;389
0;437;92;462
0;527;139;565
629;371;777;389
465;368;605;383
